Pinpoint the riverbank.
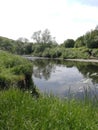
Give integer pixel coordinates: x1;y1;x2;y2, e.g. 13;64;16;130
24;55;98;63
65;58;98;63
0;51;37;94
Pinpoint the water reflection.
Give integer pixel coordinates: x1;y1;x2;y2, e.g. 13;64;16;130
33;59;56;80
32;59;98;98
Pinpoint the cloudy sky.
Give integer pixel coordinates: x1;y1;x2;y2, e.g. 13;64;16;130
0;0;98;43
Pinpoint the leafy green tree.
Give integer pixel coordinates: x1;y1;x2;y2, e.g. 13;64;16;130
75;36;85;48
63;39;75;48
24;43;33;54
0;36;15;53
84;29;98;48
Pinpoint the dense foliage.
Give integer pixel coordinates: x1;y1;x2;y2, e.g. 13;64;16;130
0;36;33;54
0;26;98;59
63;39;75;48
0;50;36;92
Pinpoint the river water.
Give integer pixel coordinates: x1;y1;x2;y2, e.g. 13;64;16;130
32;59;98;98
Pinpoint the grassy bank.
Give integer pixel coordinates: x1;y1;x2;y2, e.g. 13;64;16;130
0;88;98;130
0;50;98;129
0;50;36;92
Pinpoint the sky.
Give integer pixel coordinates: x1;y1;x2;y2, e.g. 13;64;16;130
0;0;98;43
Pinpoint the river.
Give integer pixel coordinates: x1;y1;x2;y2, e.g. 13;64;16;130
32;58;98;99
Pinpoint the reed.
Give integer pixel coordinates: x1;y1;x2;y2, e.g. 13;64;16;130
0;88;98;130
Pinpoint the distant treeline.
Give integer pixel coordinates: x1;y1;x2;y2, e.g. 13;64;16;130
0;26;98;58
0;36;33;54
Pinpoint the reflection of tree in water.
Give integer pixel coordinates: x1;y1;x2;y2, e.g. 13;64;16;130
33;59;98;83
33;59;56;80
76;62;98;84
64;61;98;84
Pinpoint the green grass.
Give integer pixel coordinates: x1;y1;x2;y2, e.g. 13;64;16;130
0;50;33;89
0;88;98;130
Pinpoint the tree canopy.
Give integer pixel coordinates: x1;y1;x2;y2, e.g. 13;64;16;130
63;39;75;48
31;29;57;44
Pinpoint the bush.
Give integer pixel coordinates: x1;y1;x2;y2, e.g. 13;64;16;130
61;48;90;59
92;49;98;58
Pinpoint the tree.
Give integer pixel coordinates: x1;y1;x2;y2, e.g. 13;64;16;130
17;37;29;43
31;29;57;44
63;39;75;48
75;36;85;48
95;25;98;30
41;29;52;44
24;43;33;54
32;30;41;43
84;29;98;48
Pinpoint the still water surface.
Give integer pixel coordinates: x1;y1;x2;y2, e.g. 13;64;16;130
32;59;98;98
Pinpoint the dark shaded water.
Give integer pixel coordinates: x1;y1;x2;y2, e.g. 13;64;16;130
32;59;98;98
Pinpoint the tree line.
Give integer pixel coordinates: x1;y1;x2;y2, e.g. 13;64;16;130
0;26;98;58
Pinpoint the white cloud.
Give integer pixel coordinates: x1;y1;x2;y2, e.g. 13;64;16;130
0;0;98;43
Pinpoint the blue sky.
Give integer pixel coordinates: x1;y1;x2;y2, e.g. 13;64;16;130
0;0;98;43
68;0;98;6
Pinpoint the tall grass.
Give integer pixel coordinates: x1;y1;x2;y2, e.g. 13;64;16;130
0;88;98;130
0;50;34;89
